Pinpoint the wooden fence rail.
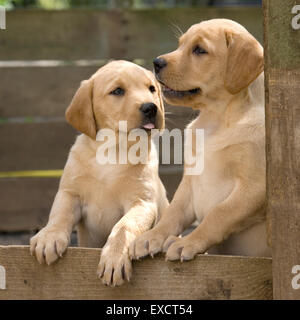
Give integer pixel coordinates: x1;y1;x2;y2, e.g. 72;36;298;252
0;246;272;300
1;8;262;60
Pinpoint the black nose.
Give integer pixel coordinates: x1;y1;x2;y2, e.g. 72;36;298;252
153;57;167;74
140;103;157;118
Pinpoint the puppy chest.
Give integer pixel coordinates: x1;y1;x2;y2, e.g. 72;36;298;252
77;175;124;232
81;199;123;234
191;164;234;219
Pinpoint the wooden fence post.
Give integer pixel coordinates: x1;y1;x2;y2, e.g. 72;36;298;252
264;0;300;300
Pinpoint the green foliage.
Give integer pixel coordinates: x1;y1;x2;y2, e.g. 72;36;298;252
38;0;70;9
0;0;37;8
0;0;11;7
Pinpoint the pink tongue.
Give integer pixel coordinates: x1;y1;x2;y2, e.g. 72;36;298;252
143;123;155;129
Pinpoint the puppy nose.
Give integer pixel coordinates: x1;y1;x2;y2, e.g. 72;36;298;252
153;57;167;74
140;103;157;118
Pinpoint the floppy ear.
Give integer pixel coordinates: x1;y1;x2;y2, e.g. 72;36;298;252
65;79;97;139
224;30;264;94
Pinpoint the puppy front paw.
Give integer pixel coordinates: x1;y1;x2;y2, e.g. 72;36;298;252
129;229;168;260
97;246;132;287
30;228;70;265
164;235;204;262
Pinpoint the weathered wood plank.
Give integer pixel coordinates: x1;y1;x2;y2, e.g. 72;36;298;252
0;246;272;300
0;8;262;60
264;1;300;69
0;65;99;118
0;178;59;232
0;122;77;171
264;0;300;300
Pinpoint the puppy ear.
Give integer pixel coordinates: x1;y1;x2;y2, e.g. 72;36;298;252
65;79;97;139
224;30;264;94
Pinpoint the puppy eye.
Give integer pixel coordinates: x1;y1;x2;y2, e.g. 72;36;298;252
193;45;207;55
110;87;125;96
149;85;156;93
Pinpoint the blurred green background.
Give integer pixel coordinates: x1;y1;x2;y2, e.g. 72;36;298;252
0;0;261;10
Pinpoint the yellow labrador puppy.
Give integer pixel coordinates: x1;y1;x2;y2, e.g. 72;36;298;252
131;19;271;261
30;60;168;286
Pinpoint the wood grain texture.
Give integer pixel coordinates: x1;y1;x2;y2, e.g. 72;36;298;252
0;178;59;232
1;8;262;61
0;246;272;300
264;0;300;300
0;65;99;118
0;122;77;171
264;1;300;69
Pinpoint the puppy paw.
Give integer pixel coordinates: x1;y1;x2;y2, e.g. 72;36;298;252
30;228;69;265
164;235;204;262
97;247;132;287
129;229;168;260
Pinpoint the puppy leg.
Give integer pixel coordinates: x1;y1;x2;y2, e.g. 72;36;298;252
30;190;81;265
131;177;195;259
97;202;157;287
165;180;265;261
